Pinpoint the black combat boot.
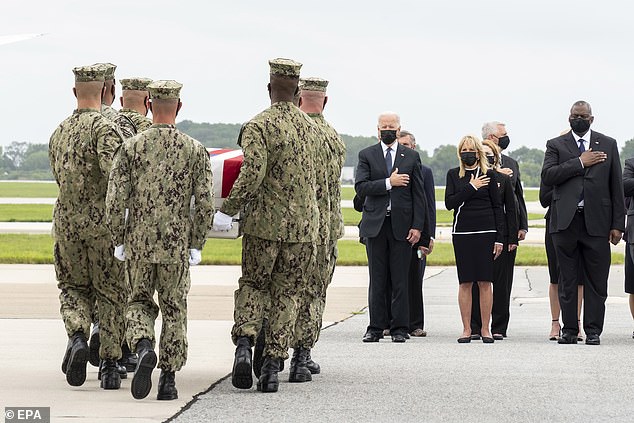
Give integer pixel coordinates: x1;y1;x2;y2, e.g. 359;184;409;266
253;319;267;379
157;370;178;400
100;359;121;390
288;347;312;383
88;323;100;367
131;338;157;400
66;331;89;386
232;336;253;389
119;342;138;373
257;357;281;393
305;349;321;374
98;360;127;380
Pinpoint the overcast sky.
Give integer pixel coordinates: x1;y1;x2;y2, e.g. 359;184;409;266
2;0;633;154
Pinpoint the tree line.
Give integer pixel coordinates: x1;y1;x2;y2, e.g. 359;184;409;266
2;120;633;187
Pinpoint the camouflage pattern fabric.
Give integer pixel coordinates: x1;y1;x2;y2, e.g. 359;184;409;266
293;241;337;348
310;113;346;241
101;104;119;121
121;108;152;133
49;109;124;241
126;261;190;371
54;233;126;360
106;124;214;264
220;101;319;243
231;234;316;360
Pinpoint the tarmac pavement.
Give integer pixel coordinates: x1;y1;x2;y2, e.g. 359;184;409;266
1;264;633;422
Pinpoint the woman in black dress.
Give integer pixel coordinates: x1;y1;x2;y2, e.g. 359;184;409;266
445;135;504;343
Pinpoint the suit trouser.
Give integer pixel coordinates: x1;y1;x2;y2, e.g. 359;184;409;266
293;241;337;348
54;236;126;360
471;246;516;335
126;261;190;371
552;211;610;336
408;251;427;331
366;217;410;335
231;234;316;360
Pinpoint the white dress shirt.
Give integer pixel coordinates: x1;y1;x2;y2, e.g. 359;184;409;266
382;141;396;211
572;129;591;207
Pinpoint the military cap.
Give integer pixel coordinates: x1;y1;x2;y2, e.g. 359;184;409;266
73;65;106;82
299;77;328;92
121;77;153;91
269;58;302;77
148;80;183;99
94;63;117;80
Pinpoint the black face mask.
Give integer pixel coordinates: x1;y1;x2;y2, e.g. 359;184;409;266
569;118;591;134
380;130;398;145
497;135;510;150
486;155;496;166
460;152;478;167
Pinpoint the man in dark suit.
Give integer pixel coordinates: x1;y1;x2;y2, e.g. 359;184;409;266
397;130;435;337
622;159;634;338
541;100;624;345
355;112;427;343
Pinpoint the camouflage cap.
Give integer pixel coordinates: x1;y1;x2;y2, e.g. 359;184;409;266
73;65;106;82
269;58;302;77
299;77;328;92
121;77;153;91
93;63;117;80
148;80;183;99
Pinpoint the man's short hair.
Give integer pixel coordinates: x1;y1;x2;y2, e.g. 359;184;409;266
398;130;416;147
481;121;505;140
571;100;592;114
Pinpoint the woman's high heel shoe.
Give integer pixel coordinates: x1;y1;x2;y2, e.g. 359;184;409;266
549;319;561;341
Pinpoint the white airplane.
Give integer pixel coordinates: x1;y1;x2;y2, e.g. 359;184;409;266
0;33;45;46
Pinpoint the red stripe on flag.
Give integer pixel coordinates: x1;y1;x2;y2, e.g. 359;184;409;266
222;156;243;198
208;149;234;157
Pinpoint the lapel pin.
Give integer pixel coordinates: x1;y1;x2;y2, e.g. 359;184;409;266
400;153;404;157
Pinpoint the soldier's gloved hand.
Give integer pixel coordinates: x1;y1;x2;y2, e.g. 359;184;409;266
213;211;233;231
189;249;202;266
114;244;126;261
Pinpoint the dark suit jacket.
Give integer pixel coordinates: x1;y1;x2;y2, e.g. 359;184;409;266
541;130;625;236
539;180;553;220
499;173;519;244
355;142;426;241
622;158;634;243
421;165;436;237
501;154;528;232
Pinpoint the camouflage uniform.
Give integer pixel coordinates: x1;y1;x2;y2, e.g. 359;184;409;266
101;104;119;121
221;101;319;360
106;123;213;371
115;108;152;139
49;108;126;360
293;113;346;348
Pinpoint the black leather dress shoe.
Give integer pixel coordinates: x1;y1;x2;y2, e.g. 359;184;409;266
232;337;253;389
131;339;157;400
362;332;382;343
66;332;89;386
585;334;600;345
391;333;406;343
558;333;578;344
157;370;178;400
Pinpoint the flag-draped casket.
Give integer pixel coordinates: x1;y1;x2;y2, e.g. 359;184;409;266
207;148;243;239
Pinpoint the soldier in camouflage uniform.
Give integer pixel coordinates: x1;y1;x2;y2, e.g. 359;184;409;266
87;62;118;363
49;65;126;390
95;62;119;121
290;77;346;380
115;77;153;139
213;58;319;393
106;80;214;401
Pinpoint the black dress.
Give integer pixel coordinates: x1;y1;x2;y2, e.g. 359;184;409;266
445;167;504;282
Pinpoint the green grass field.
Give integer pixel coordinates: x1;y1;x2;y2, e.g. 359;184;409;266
0;234;623;266
0;204;53;222
0;182;58;198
